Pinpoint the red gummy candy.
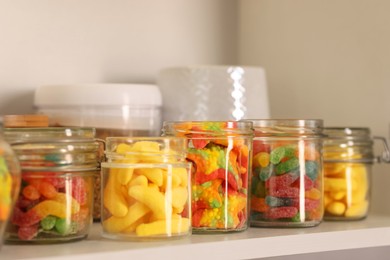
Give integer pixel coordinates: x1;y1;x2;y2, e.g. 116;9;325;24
265;206;298;219
192;138;209;149
17;225;39;240
22;185;40;201
292;198;320;211
266;174;297;190
192;209;205;228
43;175;66;189
70;177;87;205
291;175;314;191
253;141;270;154
268;187;300;198
11;207;41;227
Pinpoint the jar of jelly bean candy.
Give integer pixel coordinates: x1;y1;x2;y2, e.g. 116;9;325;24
162;121;253;233
101;137;192;240
0;130;21;249
3;126;98;243
249;119;324;227
322;127;388;220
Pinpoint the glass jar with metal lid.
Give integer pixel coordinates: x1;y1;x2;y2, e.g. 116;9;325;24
323;127;389;220
248;119;324;227
3;125;99;243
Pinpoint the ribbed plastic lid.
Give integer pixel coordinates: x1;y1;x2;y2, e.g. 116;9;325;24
34;84;162;107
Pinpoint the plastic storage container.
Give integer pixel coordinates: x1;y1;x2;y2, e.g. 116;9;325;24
101;137;192;240
34;84;163;139
249;119;324;227
3;126;98;243
0;129;21;249
162;121;253;233
322;127;384;220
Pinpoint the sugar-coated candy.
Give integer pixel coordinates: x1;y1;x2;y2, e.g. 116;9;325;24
40;215;57;231
8;172;92;241
250;142;322;225
265;207;298;219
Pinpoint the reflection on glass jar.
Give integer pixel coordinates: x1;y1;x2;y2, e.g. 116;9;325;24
323;127;376;220
162;121;253;233
248;119;324;228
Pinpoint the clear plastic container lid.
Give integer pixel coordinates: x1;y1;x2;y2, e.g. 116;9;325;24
34;84;162;107
33;84;162;131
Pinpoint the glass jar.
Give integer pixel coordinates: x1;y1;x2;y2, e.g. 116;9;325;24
323;127;378;220
0;130;21;249
249;119;324;227
3;127;98;243
101;137;192;240
162;121;253;233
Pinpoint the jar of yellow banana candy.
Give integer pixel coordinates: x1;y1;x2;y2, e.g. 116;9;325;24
323;127;388;220
101;137;192;240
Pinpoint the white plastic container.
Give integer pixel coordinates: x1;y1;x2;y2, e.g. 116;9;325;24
34;84;163;139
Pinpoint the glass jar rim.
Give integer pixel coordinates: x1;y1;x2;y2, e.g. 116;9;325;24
162;121;254;136
247;119;323;137
3;127;96;144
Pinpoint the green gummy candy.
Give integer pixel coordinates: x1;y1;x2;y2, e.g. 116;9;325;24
291;212;301;222
270;147;285;164
259;166;272;181
305;161;318;180
55;218;74;235
275;157;299;175
270;146;296;165
40;215;57;230
265;196;292;207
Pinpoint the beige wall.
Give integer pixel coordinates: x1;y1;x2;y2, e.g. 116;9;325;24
239;0;390;213
0;0;237;114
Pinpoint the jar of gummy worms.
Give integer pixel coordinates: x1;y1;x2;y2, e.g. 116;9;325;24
101;137;192;240
162;121;254;233
248;119;324;227
3;123;99;243
323;127;389;220
0;129;21;249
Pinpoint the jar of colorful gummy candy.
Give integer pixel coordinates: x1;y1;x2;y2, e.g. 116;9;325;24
162;121;253;233
101;137;192;240
323;127;388;220
249;119;324;227
0;129;21;249
3;126;98;243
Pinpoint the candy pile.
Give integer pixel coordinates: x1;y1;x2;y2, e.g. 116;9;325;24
170;122;250;231
324;161;369;219
250;142;323;225
8;172;92;241
102;141;191;238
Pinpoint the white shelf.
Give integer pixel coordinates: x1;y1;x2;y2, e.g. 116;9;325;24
3;214;390;260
